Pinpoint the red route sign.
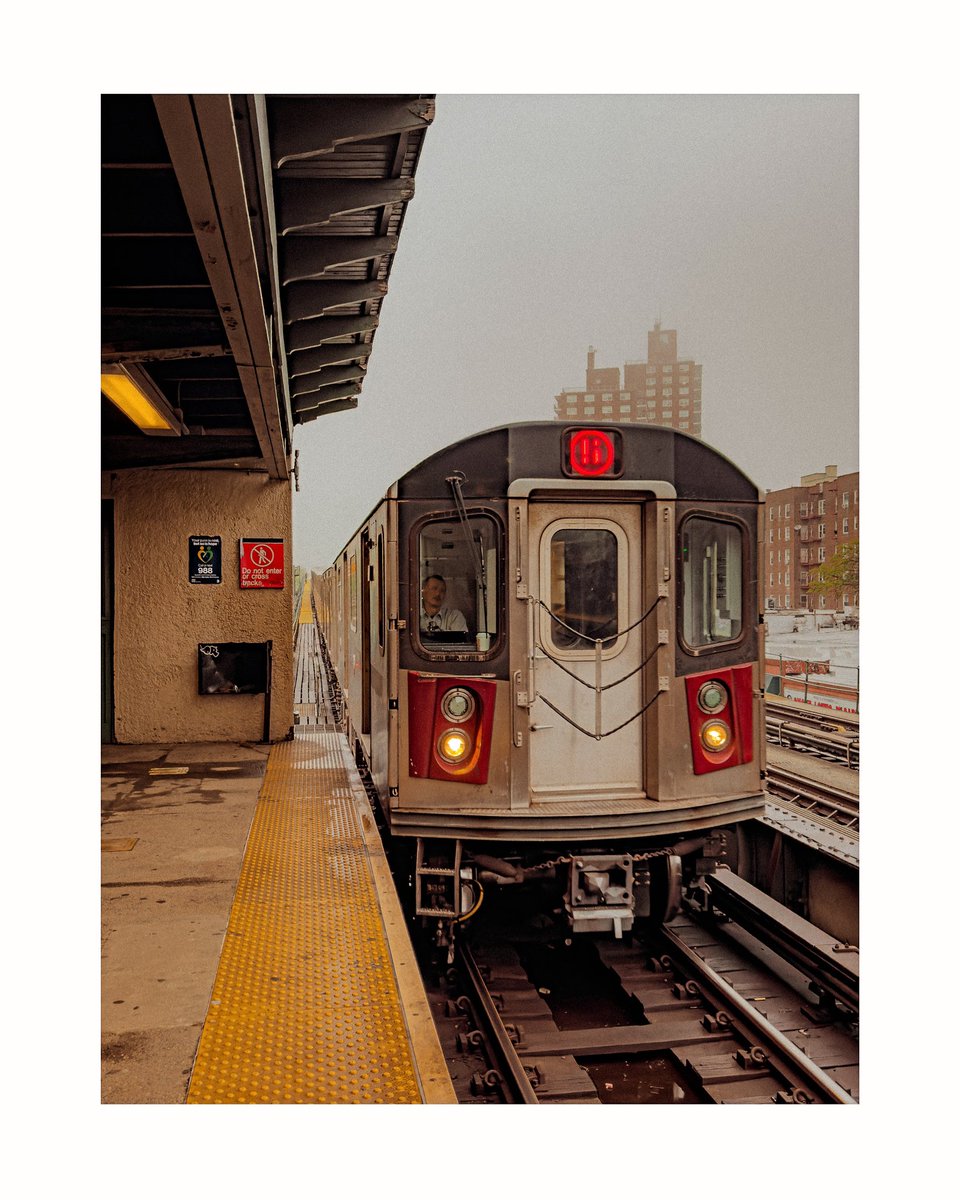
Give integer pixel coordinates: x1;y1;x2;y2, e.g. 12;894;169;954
569;429;614;476
239;538;285;589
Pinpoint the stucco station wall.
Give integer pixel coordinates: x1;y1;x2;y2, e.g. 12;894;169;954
105;470;294;744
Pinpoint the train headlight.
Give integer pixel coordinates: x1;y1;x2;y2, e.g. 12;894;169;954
700;719;731;753
697;680;728;714
441;688;475;722
438;728;472;764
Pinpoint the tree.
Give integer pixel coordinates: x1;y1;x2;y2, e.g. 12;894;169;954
806;540;859;605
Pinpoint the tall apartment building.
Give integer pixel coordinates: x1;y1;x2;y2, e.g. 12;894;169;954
553;321;703;437
763;466;860;612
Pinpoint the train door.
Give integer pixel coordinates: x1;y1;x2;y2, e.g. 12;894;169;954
360;531;372;737
526;503;643;802
367;521;391;795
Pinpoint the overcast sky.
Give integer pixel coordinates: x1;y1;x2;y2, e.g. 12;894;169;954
292;94;857;569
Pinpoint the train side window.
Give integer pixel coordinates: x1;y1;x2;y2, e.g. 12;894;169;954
547;526;622;653
416;514;499;655
681;517;743;649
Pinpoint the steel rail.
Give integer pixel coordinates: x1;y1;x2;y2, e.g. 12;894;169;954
459;942;540;1104
765;765;859;826
659;924;856;1104
763;793;860;846
765;699;859;733
765;717;859;768
699;871;859;1015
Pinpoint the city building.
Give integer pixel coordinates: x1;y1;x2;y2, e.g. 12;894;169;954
763;466;860;612
553;321;703;437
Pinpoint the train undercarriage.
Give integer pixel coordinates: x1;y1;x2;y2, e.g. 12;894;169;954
407;829;739;953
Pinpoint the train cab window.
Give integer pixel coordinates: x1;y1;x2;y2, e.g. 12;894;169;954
416;514;499;655
547;525;623;654
681;517;744;648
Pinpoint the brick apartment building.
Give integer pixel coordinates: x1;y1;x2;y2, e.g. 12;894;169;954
763;466;859;612
554;321;702;437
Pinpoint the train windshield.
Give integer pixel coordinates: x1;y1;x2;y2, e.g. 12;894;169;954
681;517;743;647
417;514;498;653
548;527;619;651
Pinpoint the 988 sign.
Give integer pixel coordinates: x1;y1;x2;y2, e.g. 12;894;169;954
189;536;222;584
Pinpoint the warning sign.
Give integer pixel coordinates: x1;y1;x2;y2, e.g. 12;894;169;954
239;538;285;589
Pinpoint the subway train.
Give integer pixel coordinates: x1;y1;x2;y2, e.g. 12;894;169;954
314;422;765;944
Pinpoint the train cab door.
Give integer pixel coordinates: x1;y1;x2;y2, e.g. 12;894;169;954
525;503;644;802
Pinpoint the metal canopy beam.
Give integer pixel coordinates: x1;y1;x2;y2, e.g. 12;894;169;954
288;344;371;376
283;280;387;324
286;314;379;353
294;396;359;423
278;235;398;283
289;364;366;394
101;314;230;360
291;380;361;408
270;96;435;165
153;94;289;480
103;94;434;468
102;434;260;470
274;178;414;235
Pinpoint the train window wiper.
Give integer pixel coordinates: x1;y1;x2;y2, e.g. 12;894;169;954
446;471;489;636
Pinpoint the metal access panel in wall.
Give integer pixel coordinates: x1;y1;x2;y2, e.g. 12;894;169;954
198;642;271;695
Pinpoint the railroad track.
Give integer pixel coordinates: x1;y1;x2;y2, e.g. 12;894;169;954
765;764;859;833
430;880;858;1104
765;703;859;770
765;698;859;733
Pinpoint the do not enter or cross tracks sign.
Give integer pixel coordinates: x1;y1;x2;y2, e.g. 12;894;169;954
239;537;285;589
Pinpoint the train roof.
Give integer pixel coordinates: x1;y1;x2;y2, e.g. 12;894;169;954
394;422;759;502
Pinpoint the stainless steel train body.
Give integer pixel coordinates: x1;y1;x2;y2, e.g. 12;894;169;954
315;422;765;937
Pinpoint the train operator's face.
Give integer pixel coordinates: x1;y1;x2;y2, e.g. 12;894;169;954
421;578;446;615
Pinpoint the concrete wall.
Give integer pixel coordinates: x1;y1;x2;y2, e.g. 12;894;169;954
104;469;294;744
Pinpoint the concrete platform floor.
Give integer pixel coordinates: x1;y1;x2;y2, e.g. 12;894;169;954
101;741;269;1103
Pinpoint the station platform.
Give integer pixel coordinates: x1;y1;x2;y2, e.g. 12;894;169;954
101;579;455;1104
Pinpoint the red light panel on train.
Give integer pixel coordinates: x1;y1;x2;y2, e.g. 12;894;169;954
407;674;497;784
684;665;754;774
563;428;622;478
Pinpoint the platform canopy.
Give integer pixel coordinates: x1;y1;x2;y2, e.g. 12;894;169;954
101;94;434;478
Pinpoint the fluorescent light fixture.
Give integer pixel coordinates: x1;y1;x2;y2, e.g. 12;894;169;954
101;363;186;436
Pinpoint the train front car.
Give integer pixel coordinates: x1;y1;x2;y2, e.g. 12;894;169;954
331;422;764;946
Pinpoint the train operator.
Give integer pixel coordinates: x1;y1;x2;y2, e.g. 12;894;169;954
420;574;468;634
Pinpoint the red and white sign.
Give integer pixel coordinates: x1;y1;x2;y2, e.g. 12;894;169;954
239;538;285;589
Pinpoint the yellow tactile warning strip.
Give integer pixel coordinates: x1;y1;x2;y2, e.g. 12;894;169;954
298;575;313;624
187;722;455;1103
